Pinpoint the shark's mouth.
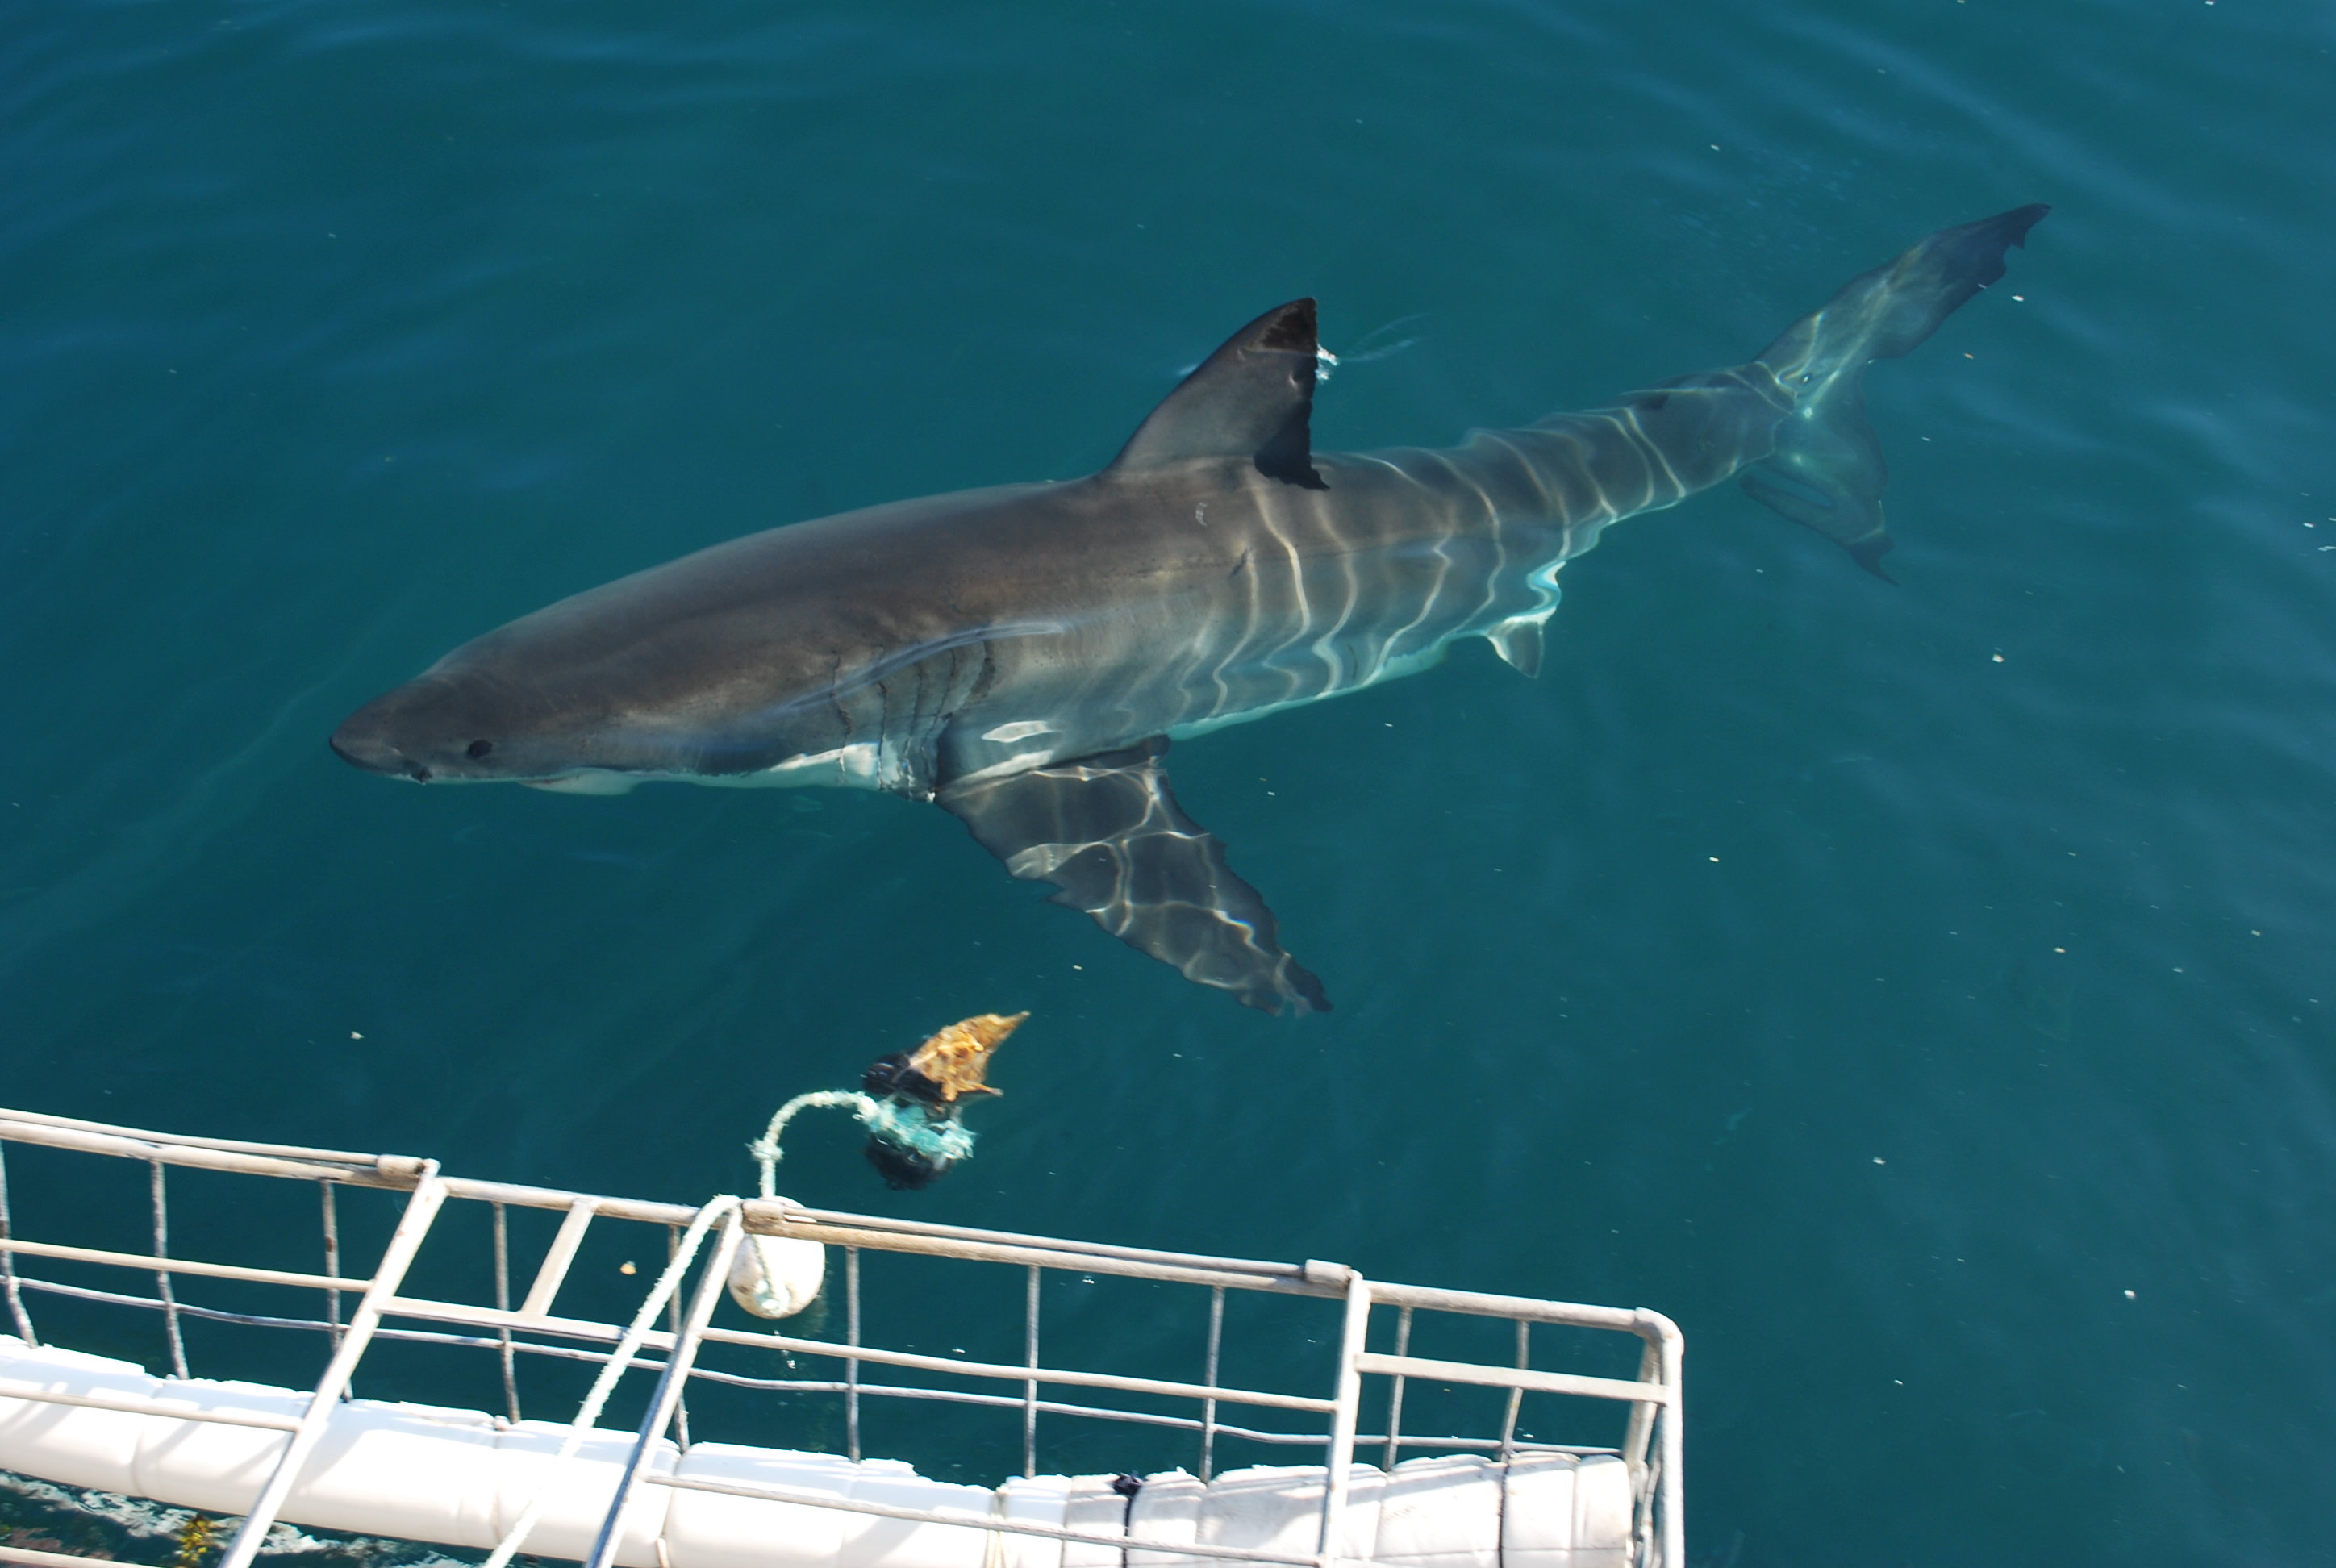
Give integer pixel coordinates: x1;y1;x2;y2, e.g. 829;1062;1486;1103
514;744;894;796
523;772;641;795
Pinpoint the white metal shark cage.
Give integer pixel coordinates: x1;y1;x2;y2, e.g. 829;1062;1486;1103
0;1107;1682;1568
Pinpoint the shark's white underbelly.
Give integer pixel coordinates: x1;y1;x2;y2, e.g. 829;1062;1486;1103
526;544;1571;798
524;742;887;795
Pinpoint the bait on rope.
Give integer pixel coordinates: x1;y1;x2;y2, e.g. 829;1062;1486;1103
728;1011;1024;1320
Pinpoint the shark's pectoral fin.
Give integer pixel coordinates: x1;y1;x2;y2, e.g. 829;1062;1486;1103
936;738;1330;1015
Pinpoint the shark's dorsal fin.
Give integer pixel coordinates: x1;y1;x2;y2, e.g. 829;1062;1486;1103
1108;299;1326;490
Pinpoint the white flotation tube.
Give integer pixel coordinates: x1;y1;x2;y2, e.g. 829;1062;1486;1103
0;1337;1632;1567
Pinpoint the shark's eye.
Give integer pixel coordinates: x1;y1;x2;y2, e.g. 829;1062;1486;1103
466;739;494;759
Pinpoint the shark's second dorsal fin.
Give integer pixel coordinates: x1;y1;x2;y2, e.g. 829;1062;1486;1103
1107;298;1325;490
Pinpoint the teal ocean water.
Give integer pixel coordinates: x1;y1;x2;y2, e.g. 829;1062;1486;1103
6;3;2335;1562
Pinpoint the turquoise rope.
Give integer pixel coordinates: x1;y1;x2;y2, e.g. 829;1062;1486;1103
861;1099;978;1163
749;1088;978;1197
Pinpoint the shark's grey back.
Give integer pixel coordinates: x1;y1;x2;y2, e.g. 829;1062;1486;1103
936;206;2046;1011
331;206;2048;1015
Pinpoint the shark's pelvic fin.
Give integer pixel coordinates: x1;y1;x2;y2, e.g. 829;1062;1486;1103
1108;298;1326;490
1738;204;2050;579
936;738;1330;1015
1487;618;1546;678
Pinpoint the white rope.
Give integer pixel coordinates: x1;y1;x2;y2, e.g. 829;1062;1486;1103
0;1141;40;1347
749;1091;877;1199
480;1193;743;1568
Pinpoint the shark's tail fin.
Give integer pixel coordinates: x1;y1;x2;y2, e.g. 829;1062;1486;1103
1738;204;2049;579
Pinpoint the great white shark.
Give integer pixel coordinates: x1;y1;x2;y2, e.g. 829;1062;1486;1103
332;205;2048;1015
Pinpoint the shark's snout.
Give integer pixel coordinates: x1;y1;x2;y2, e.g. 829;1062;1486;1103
330;717;421;779
332;672;557;784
